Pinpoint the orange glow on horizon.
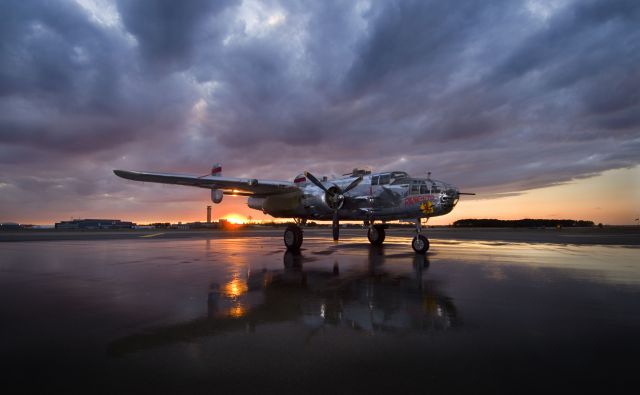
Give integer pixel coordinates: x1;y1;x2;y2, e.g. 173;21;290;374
222;213;248;224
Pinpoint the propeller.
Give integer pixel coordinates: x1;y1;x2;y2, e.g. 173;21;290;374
304;171;363;241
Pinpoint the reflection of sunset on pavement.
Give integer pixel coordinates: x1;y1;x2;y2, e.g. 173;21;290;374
222;273;248;318
223;276;248;299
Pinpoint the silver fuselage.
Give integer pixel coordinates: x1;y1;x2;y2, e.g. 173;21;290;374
248;172;459;221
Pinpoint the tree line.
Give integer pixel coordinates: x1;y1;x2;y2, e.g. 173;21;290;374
453;219;594;228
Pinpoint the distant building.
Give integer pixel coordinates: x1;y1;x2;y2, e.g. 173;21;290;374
186;221;218;229
0;222;21;230
55;219;135;230
133;225;156;230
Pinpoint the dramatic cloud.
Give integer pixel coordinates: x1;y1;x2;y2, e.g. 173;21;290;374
1;0;639;222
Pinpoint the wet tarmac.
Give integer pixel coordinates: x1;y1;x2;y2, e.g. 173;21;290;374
1;231;639;393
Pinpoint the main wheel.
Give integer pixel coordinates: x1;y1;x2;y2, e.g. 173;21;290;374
367;226;386;246
411;234;430;254
284;225;303;250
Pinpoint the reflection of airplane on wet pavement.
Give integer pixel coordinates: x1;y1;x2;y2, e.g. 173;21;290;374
108;249;459;356
114;165;474;252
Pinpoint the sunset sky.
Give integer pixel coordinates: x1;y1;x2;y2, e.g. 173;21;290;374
1;0;639;225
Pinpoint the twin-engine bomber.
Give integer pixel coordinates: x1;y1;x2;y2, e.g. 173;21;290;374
114;165;474;253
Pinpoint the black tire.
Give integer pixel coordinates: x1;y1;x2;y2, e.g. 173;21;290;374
412;234;430;254
284;225;303;250
367;226;386;246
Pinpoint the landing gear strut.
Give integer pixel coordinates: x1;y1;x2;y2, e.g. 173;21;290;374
332;211;339;241
284;224;303;250
411;218;429;254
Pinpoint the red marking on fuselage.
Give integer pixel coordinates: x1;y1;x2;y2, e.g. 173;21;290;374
404;195;435;206
211;166;222;175
294;176;306;183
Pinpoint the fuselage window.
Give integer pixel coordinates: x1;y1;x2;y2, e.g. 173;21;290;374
371;176;379;185
411;181;420;195
379;174;391;185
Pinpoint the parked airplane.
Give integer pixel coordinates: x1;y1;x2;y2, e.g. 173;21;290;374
114;165;474;253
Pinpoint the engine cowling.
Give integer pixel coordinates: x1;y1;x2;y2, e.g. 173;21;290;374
211;189;223;204
321;185;345;210
247;196;265;210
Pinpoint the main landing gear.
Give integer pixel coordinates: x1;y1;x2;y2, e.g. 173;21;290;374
411;218;430;254
284;224;303;251
367;224;386;246
283;219;429;254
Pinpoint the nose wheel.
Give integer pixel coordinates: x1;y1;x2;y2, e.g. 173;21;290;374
412;234;429;253
412;218;430;254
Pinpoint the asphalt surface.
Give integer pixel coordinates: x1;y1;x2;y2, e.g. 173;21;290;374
0;230;638;393
1;226;639;245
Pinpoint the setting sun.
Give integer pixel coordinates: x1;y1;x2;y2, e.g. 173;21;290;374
222;214;247;224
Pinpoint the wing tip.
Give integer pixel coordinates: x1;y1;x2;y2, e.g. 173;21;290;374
113;169;138;180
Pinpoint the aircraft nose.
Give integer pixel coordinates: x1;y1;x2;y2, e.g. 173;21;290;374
441;188;459;207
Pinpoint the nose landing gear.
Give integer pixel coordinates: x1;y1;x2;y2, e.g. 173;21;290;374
411;218;430;254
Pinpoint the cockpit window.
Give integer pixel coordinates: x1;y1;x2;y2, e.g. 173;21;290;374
379;174;391;185
391;171;408;180
420;184;429;194
371;175;379;185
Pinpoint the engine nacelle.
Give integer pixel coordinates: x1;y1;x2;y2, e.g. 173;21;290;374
247;197;265;210
211;189;223;204
248;193;302;215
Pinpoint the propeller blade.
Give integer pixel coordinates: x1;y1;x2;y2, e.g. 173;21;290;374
458;192;476;195
304;171;331;194
342;175;363;194
332;210;339;241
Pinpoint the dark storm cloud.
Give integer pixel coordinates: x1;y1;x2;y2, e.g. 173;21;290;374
1;0;639;221
0;0;197;156
116;0;237;71
493;0;640;135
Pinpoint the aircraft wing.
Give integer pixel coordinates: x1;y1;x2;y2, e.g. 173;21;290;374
113;170;299;197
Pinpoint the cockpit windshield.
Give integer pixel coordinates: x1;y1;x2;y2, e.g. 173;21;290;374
372;171;408;186
405;178;452;195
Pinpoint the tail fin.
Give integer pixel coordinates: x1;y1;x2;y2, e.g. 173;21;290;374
211;163;222;177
